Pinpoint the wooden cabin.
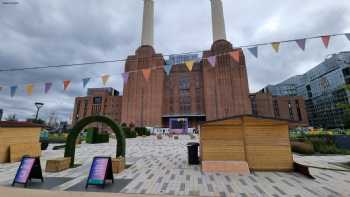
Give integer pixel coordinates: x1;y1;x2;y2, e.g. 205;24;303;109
200;115;293;173
0;121;43;163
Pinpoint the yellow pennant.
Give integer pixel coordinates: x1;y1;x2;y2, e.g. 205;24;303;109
101;75;110;86
185;60;195;72
271;42;280;53
26;84;33;96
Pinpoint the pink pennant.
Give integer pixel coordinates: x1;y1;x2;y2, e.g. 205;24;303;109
207;56;216;67
229;51;240;63
296;39;306;51
321;35;330;48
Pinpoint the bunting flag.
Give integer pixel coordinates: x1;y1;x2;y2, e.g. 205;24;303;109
142;68;151;81
26;84;33;96
10;86;17;97
229;51;240;63
346;33;350;41
248;47;258;58
185;60;195;71
321;36;330;48
0;86;2;92
82;78;90;88
271;42;280;53
63;80;71;91
122;72;129;84
163;64;173;76
45;82;52;94
101;75;110;86
207;56;216;67
296;39;306;51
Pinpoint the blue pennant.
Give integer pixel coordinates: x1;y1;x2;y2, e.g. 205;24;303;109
164;64;173;76
248;46;258;58
82;78;91;88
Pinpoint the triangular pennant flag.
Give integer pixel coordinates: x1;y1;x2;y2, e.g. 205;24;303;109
45;82;52;94
185;60;195;71
229;51;240;63
10;86;17;97
26;84;33;96
248;46;258;58
63;80;71;91
101;75;110;86
163;64;173;75
0;86;2;92
296;39;306;51
142;68;151;81
82;78;90;88
321;36;330;48
207;56;216;67
122;72;129;84
271;42;280;52
346;33;350;41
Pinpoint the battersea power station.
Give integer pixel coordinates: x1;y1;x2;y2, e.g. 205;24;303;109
73;0;309;130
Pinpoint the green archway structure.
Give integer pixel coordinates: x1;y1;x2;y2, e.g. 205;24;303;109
64;115;126;167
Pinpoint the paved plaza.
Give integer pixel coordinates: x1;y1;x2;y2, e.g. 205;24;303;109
1;135;350;196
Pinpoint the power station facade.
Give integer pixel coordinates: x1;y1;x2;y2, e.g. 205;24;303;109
73;0;308;129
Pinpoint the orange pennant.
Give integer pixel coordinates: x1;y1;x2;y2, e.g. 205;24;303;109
229;51;240;63
185;60;195;72
101;75;110;86
142;68;151;81
26;84;33;96
321;35;330;48
63;80;71;91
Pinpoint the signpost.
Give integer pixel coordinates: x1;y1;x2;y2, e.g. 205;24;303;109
12;156;43;187
86;156;114;189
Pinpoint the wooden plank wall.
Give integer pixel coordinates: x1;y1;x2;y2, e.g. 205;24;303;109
0;127;41;163
200;116;293;171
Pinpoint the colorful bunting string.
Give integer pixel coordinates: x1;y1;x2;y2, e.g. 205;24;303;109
229;51;240;63
321;36;330;48
122;73;129;84
185;60;195;71
142;68;151;81
101;75;110;86
45;82;52;94
10;86;17;97
248;47;258;58
26;84;33;96
207;56;216;67
63;80;71;91
82;78;90;88
271;42;280;53
163;64;173;76
296;39;306;51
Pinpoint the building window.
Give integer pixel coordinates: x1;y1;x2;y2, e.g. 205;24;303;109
295;100;302;121
93;96;102;104
273;100;280;118
288;101;294;120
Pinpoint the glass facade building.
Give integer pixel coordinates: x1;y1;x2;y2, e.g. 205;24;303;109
263;52;350;128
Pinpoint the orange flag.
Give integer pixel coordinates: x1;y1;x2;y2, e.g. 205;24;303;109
26;84;33;96
229;51;240;63
101;75;110;86
321;35;330;48
271;42;280;52
63;80;71;91
142;68;151;81
185;60;195;72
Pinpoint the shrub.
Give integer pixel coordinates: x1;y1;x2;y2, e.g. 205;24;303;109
123;127;137;138
291;141;315;155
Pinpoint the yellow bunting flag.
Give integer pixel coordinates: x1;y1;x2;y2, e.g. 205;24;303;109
63;80;71;91
185;60;195;72
101;75;110;86
142;68;151;81
229;51;240;63
26;84;33;96
271;42;280;52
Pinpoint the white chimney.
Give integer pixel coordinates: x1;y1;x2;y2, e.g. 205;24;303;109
210;0;227;42
141;0;154;46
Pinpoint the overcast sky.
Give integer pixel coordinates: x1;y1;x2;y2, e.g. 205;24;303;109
0;0;350;122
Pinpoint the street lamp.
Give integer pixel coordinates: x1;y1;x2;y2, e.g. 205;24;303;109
35;102;44;120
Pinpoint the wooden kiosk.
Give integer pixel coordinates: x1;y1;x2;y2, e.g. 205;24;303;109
200;115;293;173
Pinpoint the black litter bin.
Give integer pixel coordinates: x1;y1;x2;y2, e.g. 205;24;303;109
187;142;200;165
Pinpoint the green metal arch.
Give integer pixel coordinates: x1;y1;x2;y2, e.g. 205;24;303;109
64;115;125;167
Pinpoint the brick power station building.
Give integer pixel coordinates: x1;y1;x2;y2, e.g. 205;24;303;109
73;0;308;129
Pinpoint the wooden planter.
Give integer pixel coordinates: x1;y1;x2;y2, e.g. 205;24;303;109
45;157;71;172
112;157;125;174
